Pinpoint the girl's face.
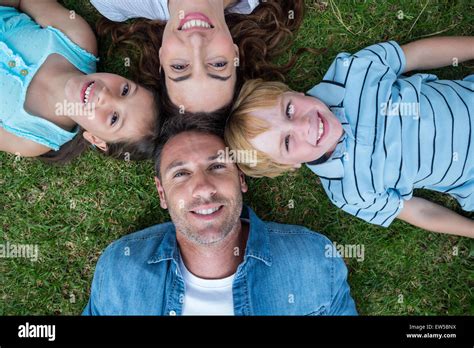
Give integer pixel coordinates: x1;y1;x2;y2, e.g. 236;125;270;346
160;0;239;112
249;92;344;166
64;73;155;144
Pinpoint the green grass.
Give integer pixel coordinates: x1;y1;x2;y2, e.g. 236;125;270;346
1;0;473;315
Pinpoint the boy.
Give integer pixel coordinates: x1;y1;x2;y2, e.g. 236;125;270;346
225;37;474;238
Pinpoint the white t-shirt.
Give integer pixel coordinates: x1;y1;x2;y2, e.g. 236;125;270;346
179;255;235;316
90;0;261;22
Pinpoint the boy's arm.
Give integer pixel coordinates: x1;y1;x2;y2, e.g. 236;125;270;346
397;196;474;238
1;0;97;55
401;36;474;73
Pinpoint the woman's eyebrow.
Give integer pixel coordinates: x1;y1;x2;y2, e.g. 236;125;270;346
169;75;192;82
208;74;232;81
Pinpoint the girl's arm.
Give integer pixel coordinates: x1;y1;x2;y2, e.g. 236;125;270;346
0;127;51;157
1;0;97;55
397;196;474;238
401;36;474;73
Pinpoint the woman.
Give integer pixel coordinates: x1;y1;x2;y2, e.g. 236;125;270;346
0;0;160;163
92;0;305;113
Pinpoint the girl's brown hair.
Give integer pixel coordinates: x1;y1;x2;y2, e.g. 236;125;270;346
40;89;162;164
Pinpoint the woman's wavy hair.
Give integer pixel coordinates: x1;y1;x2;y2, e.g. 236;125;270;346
95;0;307;92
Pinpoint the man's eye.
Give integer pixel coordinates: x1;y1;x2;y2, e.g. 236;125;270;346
285;135;290;152
121;83;130;96
286;102;293;118
111;112;119;126
171;64;188;71
173;171;188;178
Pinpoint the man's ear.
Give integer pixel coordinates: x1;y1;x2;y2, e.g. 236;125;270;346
154;176;168;209
83;132;108;152
239;171;248;193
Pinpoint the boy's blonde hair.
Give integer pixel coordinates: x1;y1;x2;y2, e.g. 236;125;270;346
225;79;297;178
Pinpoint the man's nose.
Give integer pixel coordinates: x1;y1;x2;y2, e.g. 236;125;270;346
191;171;217;200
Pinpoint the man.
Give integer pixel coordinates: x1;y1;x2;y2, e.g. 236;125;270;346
82;116;357;315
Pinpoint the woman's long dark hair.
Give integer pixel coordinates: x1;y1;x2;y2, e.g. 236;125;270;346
96;0;306;90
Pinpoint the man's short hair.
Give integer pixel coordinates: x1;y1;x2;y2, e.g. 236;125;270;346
154;111;228;178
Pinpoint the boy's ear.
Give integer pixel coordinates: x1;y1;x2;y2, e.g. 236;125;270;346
293;163;302;169
154;176;168;209
83;131;108;152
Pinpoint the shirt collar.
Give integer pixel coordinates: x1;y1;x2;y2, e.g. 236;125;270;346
147;205;272;266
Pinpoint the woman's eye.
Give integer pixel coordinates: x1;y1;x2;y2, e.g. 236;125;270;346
210;61;228;69
171;64;189;71
285;135;290;152
111;112;119;126
286;102;293;118
121;83;130;96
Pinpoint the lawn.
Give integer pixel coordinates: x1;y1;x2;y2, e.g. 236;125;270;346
0;0;473;315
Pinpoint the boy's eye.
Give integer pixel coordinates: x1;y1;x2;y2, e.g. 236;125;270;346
121;83;130;96
286;102;293;118
285;135;290;152
111;112;119;126
210;163;226;170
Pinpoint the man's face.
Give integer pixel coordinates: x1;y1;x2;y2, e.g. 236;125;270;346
155;131;248;246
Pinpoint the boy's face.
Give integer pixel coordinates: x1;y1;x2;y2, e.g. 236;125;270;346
249;92;344;166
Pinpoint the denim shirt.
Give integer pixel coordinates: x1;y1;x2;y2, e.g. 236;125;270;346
82;206;357;316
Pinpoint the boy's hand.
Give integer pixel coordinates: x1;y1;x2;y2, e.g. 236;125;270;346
397;196;474;238
402;36;474;73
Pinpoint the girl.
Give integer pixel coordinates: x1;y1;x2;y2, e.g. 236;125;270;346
225;37;474;238
91;0;306;113
0;0;160;163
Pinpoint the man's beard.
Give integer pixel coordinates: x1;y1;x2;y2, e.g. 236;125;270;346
168;193;243;246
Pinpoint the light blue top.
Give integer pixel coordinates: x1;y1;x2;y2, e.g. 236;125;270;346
0;6;98;151
306;41;474;227
82;205;357;315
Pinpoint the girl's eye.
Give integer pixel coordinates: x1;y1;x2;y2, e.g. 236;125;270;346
286;102;293;118
210;61;228;69
121;83;130;96
285;135;290;152
111;112;119;126
171;64;189;71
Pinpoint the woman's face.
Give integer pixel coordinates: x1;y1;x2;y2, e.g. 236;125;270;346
160;0;239;112
64;73;156;145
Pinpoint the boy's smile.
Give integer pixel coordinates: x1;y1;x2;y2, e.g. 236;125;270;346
249;91;344;166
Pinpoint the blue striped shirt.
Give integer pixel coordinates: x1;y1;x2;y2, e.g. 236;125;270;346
306;41;474;227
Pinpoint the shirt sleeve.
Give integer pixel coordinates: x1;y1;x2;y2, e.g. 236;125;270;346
90;0;169;22
328;246;358;315
354;41;407;76
334;188;404;228
81;246;110;315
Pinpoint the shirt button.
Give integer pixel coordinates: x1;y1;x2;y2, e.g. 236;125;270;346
8;60;16;68
20;69;28;76
169;310;177;316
